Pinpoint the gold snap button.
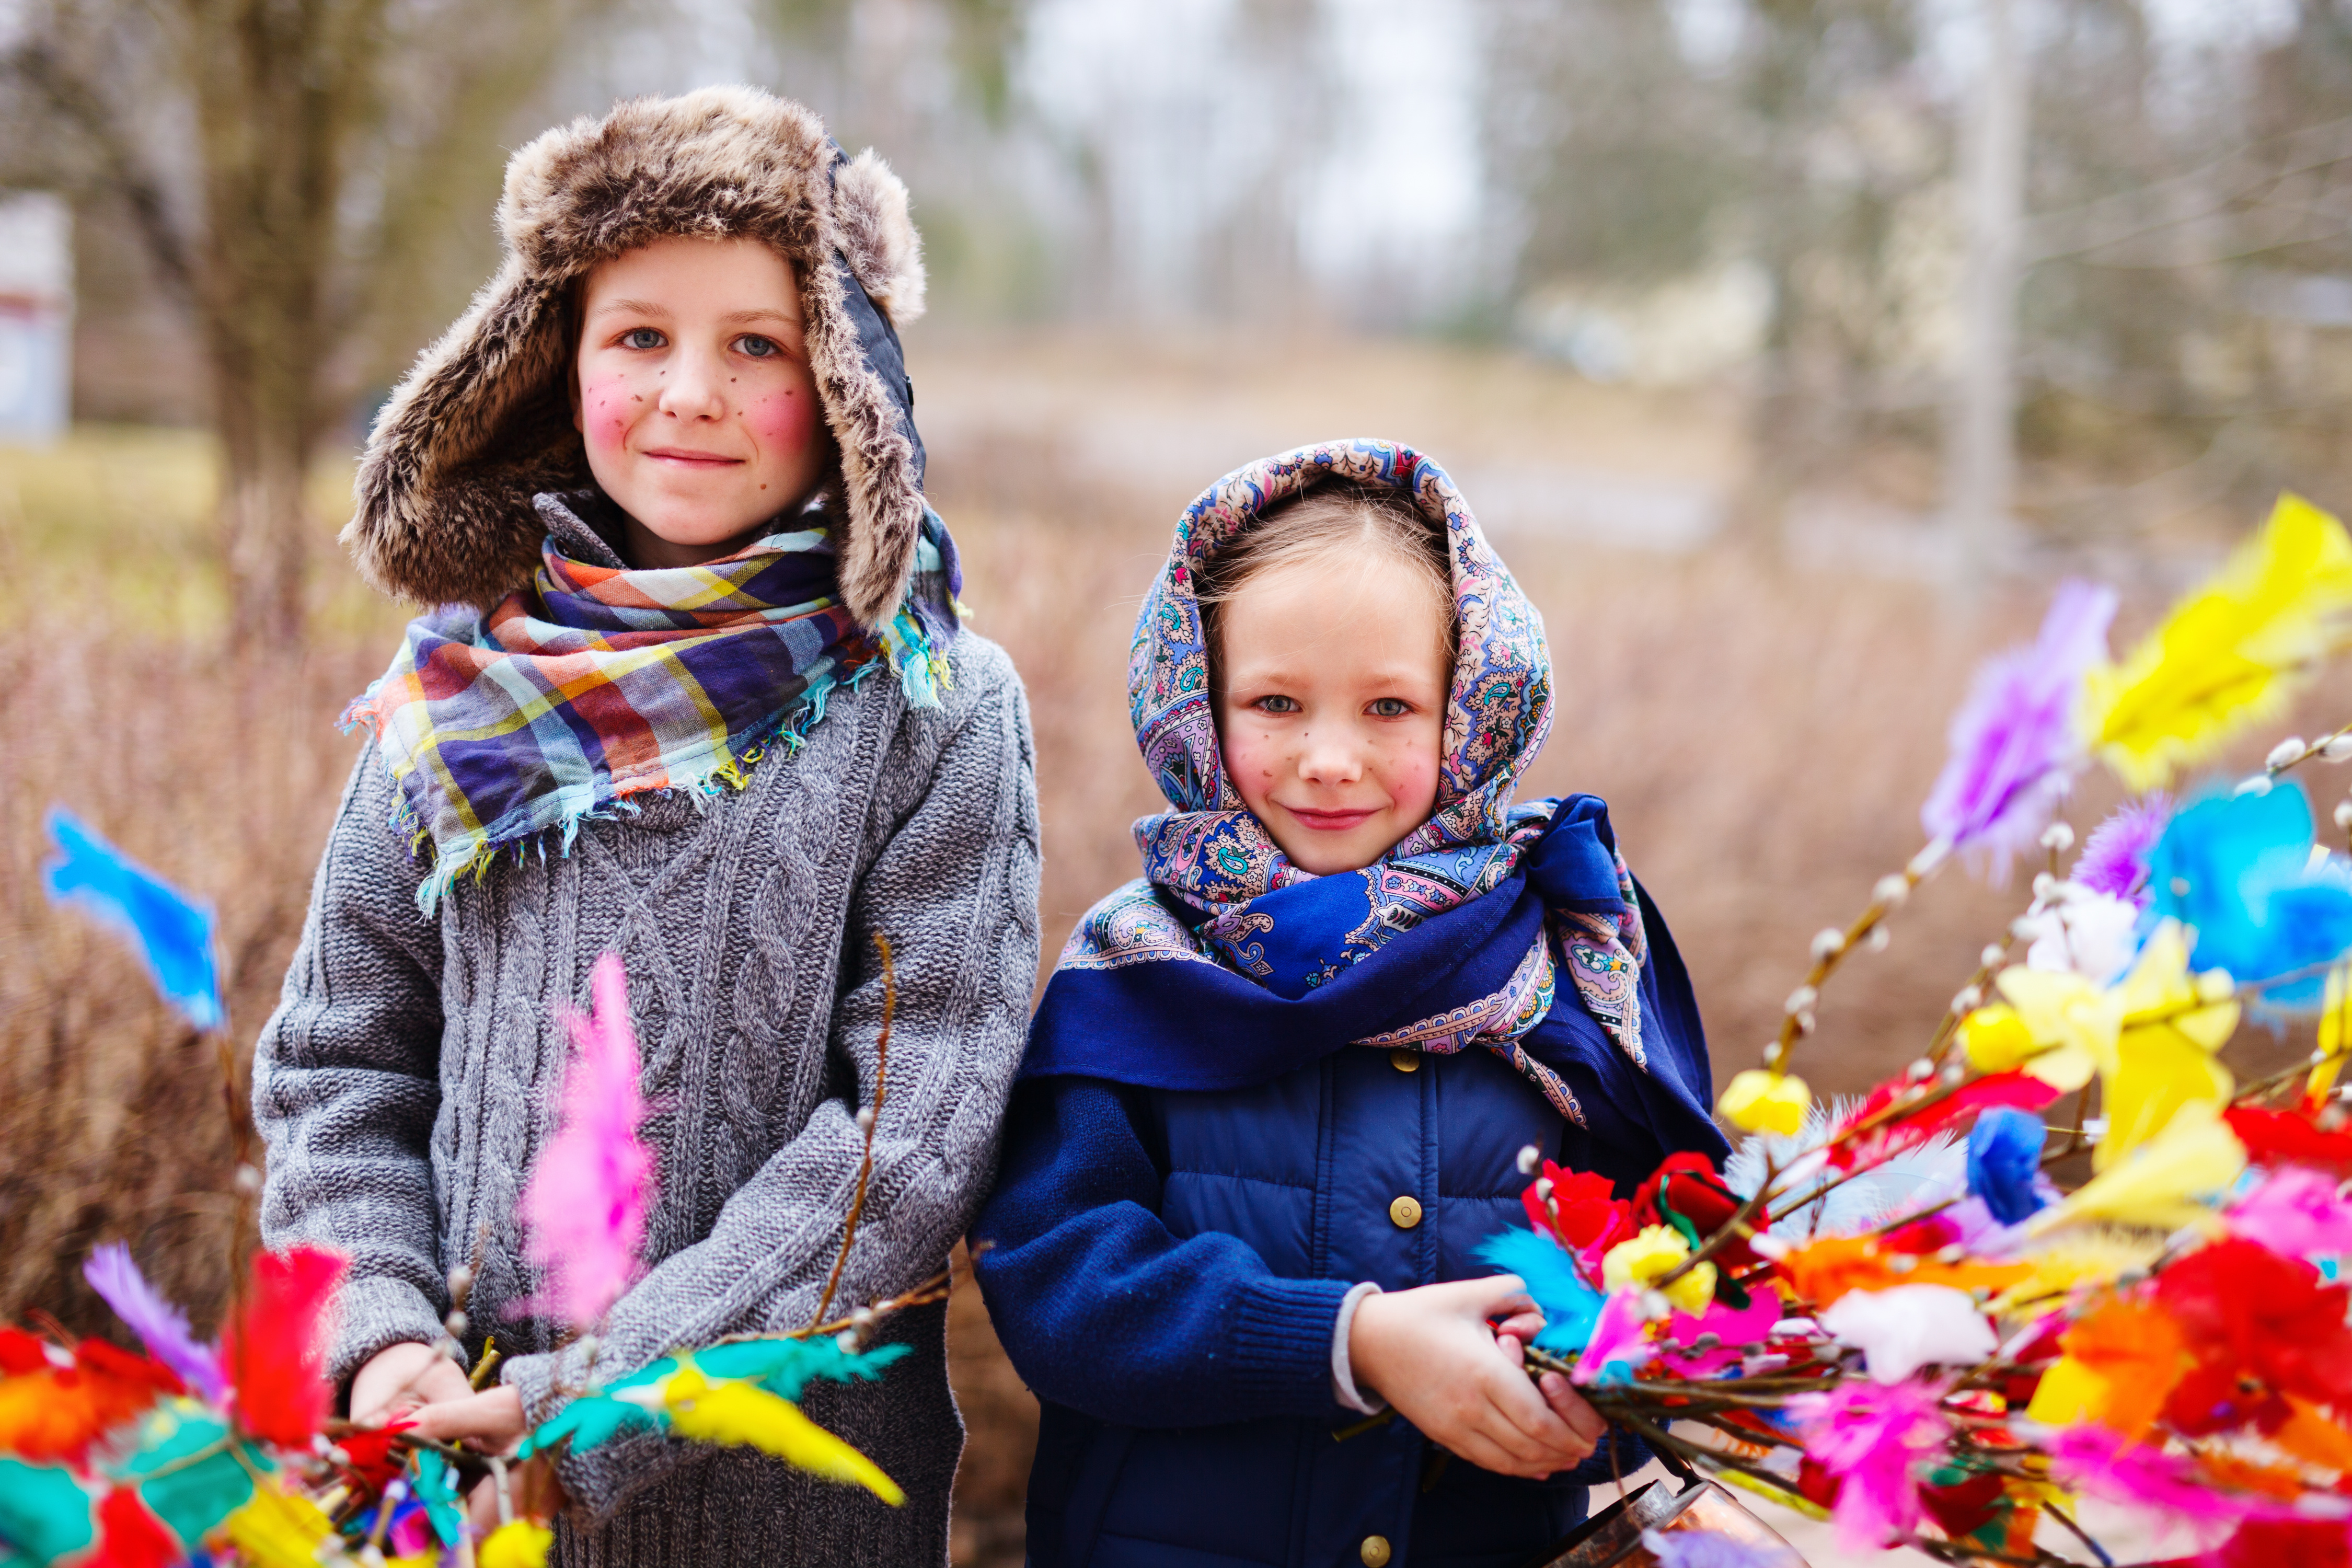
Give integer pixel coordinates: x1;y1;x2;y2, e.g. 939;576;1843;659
1389;1048;1419;1073
1389;1195;1422;1229
1360;1536;1392;1567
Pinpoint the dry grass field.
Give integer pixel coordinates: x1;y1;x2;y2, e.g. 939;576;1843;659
3;330;2339;1565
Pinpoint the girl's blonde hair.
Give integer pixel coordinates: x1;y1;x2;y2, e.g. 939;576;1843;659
1194;482;1456;687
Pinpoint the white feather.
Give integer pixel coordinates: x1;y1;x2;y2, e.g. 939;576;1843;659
1722;1097;1968;1239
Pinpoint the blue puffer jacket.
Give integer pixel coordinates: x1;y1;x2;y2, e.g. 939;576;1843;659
973;897;1720;1568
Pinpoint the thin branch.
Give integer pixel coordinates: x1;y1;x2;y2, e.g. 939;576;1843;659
811;934;895;1332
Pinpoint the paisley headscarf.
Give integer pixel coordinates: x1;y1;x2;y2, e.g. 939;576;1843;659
1043;439;1657;1125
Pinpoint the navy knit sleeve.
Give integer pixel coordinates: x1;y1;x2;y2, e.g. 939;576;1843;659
970;1075;1355;1428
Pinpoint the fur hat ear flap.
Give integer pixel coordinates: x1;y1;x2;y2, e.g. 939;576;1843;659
833;149;926;326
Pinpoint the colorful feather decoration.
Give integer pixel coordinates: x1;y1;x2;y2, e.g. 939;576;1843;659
0;1456;98;1561
1475;1227;1605;1351
220;1478;338;1568
650;1361;904;1505
90;1485;179;1568
520;1336;910;1459
82;1244;223;1402
2080;493;2352;792
2074;795;2172;905
0;1335;180;1467
518;951;656;1330
220;1245;346;1446
479;1517;556;1568
1922;579;2115;872
40;809;225;1031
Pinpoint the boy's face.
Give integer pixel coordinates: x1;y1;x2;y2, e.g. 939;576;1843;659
573;236;828;569
1215;551;1449;876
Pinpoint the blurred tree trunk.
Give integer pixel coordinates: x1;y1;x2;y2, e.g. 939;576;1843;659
7;0;595;647
183;0;383;647
1945;0;2026;592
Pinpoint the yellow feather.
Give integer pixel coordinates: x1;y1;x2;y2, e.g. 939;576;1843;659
2028;1100;2246;1235
1988;1228;2164;1313
221;1480;336;1568
2081;493;2352;791
480;1518;556;1568
2315;963;2352;1103
661;1362;906;1506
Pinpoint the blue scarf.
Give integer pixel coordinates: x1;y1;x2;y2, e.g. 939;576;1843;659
1026;440;1723;1158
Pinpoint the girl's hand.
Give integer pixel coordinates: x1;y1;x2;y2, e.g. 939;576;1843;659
351;1341;472;1427
1348;1276;1608;1479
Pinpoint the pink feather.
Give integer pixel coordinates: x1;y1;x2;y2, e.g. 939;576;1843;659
516;952;657;1330
2042;1424;2303;1527
1787;1378;1951;1552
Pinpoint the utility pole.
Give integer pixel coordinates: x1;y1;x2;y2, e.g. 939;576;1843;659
1946;0;2028;593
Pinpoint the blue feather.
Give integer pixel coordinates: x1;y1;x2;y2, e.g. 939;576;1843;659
1474;1227;1603;1351
42;808;224;1030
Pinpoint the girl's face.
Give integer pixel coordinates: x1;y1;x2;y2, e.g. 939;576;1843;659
573;236;827;569
1216;550;1451;875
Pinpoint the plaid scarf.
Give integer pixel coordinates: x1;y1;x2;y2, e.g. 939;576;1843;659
345;493;961;911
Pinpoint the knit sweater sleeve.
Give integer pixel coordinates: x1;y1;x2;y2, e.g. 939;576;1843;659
499;650;1043;1515
970;1074;1356;1428
250;743;451;1389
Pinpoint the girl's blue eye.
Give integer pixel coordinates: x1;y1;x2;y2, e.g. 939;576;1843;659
621;327;664;350
735;334;779;359
1370;698;1412;718
1255;695;1300;714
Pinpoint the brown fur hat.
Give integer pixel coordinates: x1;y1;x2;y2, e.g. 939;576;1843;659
344;85;931;629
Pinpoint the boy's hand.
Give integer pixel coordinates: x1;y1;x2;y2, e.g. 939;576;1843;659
1348;1275;1608;1480
407;1385;528;1451
351;1341;472;1427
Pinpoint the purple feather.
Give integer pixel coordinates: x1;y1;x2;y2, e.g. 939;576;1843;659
1921;579;2117;877
2075;794;2173;906
82;1241;224;1400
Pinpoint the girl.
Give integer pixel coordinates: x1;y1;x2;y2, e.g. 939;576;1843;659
974;441;1726;1568
251;88;1041;1566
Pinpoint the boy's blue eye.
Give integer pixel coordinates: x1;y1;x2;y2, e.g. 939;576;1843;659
1370;698;1411;718
621;327;664;350
735;335;779;359
1255;695;1300;714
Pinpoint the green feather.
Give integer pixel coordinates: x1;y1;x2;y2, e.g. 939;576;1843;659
409;1449;466;1548
104;1403;261;1547
0;1459;95;1564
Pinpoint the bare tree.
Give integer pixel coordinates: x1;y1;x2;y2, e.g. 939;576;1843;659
5;0;602;646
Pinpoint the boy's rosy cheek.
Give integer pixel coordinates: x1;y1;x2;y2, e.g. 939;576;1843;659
745;385;817;452
581;375;636;453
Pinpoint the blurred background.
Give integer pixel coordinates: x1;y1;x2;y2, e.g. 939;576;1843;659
2;0;2349;1561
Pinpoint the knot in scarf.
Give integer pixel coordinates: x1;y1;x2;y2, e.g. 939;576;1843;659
1045;440;1652;1124
345;491;961;911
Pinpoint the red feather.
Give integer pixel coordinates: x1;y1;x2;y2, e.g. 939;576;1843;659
1830;1070;2064;1172
0;1328;50;1375
90;1488;179;1568
2226;1105;2352;1175
0;1339;179;1465
335;1417;416;1494
221;1245;347;1445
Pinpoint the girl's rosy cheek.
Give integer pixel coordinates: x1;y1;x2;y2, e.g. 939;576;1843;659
581;375;636;454
1391;741;1442;812
745;383;817;453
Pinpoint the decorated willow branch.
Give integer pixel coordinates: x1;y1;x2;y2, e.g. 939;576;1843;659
5;843;929;1568
1475;494;2352;1565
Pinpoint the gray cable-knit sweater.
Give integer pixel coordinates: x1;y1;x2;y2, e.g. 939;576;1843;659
251;631;1041;1567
